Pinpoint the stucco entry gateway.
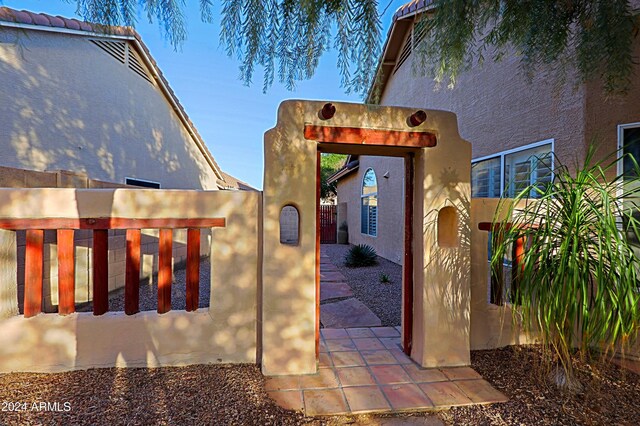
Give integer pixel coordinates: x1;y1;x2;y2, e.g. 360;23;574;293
262;100;472;376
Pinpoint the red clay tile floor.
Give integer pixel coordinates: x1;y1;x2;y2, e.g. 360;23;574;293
266;327;508;416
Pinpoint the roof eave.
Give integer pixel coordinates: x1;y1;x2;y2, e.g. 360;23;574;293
365;2;436;104
0;13;224;183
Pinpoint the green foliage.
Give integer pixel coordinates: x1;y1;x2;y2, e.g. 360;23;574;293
491;146;640;387
70;1;638;96
70;0;381;94
320;153;347;200
420;0;639;94
379;272;390;284
344;244;377;267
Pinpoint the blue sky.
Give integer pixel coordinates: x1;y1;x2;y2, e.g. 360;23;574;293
2;1;406;189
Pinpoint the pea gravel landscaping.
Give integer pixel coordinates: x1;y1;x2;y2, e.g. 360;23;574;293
322;244;402;327
2;348;639;424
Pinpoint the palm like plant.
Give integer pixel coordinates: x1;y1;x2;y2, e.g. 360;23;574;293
492;147;640;388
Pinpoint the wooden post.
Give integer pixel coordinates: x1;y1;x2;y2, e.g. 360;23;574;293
92;229;109;315
403;154;414;355
24;229;44;318
57;229;75;315
125;229;141;315
158;229;172;314
511;236;525;303
315;149;321;358
186;228;200;312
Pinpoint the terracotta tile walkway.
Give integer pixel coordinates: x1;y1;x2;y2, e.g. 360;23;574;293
266;327;508;416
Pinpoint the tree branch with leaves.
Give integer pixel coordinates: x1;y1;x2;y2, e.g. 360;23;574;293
66;1;639;96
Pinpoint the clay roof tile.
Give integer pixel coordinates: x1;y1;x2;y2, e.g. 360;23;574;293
31;13;51;26
48;15;65;28
78;21;93;32
0;8;14;21
64;18;81;30
12;10;33;25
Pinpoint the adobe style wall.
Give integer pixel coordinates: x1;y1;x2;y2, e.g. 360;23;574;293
0;188;260;372
263;100;472;375
335;156;405;264
0;166;210;312
469;198;535;349
0;27;219;189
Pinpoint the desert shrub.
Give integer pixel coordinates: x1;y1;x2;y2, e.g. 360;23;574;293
492;146;640;390
344;244;377;267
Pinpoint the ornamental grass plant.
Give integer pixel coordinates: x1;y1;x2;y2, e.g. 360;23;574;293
491;147;640;389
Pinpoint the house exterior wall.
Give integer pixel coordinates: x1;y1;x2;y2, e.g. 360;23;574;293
585;37;640;170
380;49;588;169
0;27;218;189
335;156;404;264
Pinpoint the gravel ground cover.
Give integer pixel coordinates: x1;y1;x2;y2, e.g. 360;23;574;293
2;347;637;424
77;258;211;313
438;346;640;425
322;244;402;327
0;365;313;426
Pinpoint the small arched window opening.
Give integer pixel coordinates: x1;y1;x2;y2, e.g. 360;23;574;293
280;205;300;245
361;168;378;236
437;206;458;248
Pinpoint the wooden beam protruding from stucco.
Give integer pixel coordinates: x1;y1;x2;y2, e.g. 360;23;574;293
304;125;437;147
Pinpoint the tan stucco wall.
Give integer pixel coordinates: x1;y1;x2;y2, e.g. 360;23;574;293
380;47;587;169
469;198;535;349
335;156;404;264
263;100;471;375
0;188;260;372
0;166;211;312
0;27;218;189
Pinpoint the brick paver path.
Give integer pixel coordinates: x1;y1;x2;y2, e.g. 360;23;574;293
266;327;508;416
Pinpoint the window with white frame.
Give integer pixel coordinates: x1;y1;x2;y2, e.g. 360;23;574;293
620;123;640;246
361;168;378;236
471;140;554;198
621;123;640;179
471;157;501;198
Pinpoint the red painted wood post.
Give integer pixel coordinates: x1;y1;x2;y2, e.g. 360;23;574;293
511;235;525;300
158;229;172;314
92;229;109;315
24;229;44;318
490;229;505;306
186;228;200;312
403;154;414;355
315;149;321;358
125;229;141;315
57;229;75;315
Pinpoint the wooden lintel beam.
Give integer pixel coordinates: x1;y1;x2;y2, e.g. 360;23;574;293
0;217;226;230
304;125;437;148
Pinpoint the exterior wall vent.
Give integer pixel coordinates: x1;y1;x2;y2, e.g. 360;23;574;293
127;48;154;84
394;19;429;74
90;39;153;84
90;39;126;64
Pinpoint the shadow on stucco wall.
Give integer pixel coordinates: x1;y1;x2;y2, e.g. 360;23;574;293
0;27;217;190
422;167;471;359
